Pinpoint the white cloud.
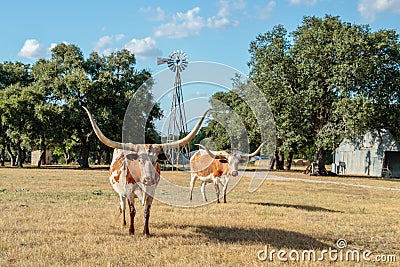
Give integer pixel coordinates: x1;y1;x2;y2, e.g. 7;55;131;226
232;0;247;10
93;35;161;60
154;1;246;39
139;6;166;21
257;1;276;20
358;0;400;22
94;35;113;52
207;0;243;29
124;37;162;60
154;7;205;39
289;0;318;5
115;34;125;41
50;43;57;50
207;16;233;29
18;39;52;59
154;7;166;21
194;91;207;97
93;34;126;56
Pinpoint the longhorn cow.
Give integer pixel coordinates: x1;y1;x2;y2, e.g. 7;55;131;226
83;107;208;236
189;143;264;203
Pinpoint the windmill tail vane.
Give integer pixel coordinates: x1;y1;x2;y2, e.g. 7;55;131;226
157;57;168;65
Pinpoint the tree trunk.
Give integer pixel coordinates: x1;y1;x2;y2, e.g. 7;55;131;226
95;149;103;165
275;150;285;170
80;141;90;168
6;144;16;166
16;143;24;168
37;150;46;168
309;148;328;176
62;146;72;164
37;139;46;168
285;151;294;170
105;150;112;165
0;147;5;166
268;155;275;171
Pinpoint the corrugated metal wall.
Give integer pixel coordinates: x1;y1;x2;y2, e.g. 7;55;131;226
333;130;400;177
334;149;382;176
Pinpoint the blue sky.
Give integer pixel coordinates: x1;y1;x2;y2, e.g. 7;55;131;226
2;0;400;76
2;0;400;136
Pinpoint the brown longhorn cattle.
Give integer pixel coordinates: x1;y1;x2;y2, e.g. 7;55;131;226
83;107;208;236
189;143;264;203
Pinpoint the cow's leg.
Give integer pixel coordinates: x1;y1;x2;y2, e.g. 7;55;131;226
127;196;136;235
214;181;220;203
119;195;127;227
143;196;153;237
189;174;197;201
201;182;208;202
222;177;230;203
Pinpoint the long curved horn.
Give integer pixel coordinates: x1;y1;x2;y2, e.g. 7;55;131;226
241;142;265;158
197;144;226;159
160;109;209;150
84;106;208;151
83;106;139;151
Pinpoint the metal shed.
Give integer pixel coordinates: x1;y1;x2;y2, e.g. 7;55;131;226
31;150;52;165
332;130;400;177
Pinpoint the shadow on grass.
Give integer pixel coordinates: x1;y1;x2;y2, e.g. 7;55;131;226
178;225;329;250
250;202;343;213
164;224;329;249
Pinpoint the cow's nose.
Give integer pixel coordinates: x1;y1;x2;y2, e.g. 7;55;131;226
231;171;238;177
142;176;151;184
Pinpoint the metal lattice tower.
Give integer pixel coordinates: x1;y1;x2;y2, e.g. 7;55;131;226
157;50;189;169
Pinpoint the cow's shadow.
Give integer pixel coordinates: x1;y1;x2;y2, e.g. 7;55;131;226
159;223;329;250
197;225;328;249
250;202;343;213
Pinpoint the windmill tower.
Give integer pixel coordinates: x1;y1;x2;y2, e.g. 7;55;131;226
157;50;190;169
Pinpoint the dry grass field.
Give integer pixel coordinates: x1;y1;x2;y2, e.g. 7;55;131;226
0;166;399;266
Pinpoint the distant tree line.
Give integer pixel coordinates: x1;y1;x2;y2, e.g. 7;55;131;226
0;43;162;168
201;15;400;173
1;15;399;172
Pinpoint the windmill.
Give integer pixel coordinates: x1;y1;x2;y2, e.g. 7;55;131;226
157;50;190;169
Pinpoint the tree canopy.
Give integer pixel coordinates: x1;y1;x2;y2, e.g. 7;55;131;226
1;15;399;171
246;15;400;172
0;43;161;167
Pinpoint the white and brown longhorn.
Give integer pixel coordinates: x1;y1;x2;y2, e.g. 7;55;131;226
189;143;264;203
83;107;208;236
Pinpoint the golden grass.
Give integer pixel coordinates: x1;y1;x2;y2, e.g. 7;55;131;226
0;167;399;266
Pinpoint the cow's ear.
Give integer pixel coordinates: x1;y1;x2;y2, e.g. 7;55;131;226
219;159;228;163
158;152;168;161
126;153;138;161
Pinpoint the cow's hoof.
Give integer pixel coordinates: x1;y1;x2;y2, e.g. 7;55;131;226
143;232;151;237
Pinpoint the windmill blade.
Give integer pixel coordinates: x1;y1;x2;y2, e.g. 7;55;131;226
167;60;176;72
179;62;188;72
179;59;188;72
159;50;189;72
